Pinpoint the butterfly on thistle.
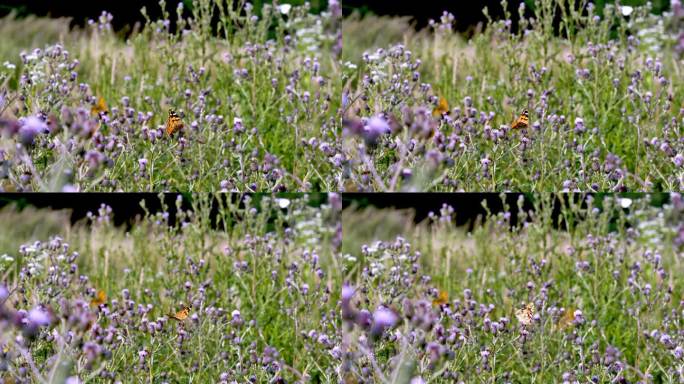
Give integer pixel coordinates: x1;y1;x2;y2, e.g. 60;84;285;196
91;96;108;117
432;96;450;117
165;109;184;136
510;109;529;129
168;305;191;321
90;290;106;307
515;303;534;326
556;307;576;330
432;290;449;306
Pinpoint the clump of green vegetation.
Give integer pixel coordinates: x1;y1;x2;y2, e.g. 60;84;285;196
343;0;683;191
0;0;342;191
340;193;684;382
0;193;342;382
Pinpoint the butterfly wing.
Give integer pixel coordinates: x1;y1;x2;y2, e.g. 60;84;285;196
557;307;575;329
515;303;534;325
169;306;190;321
166;111;184;136
432;97;449;117
91;97;108;116
90;290;106;307
432;290;449;306
511;110;529;129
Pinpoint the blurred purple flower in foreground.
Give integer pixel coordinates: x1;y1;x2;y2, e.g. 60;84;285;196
370;306;399;340
19;116;48;146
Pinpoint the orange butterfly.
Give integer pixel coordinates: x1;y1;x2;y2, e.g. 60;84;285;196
168;305;191;321
556;307;575;330
165;109;184;136
515;303;534;326
510;109;529;129
432;96;450;117
91;96;108;117
90;290;106;307
432;290;449;306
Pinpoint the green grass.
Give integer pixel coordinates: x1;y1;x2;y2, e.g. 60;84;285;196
341;193;683;382
0;193;341;382
0;0;341;192
342;0;683;191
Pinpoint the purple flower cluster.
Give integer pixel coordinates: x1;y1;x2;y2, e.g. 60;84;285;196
0;1;341;191
0;194;340;381
342;4;683;191
338;195;683;381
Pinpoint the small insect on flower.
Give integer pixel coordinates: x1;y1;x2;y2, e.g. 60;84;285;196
168;305;191;321
432;290;449;306
556;307;575;330
510;109;529;129
91;96;108;117
90;290;106;307
515;303;534;326
165;109;184;136
432;96;450;117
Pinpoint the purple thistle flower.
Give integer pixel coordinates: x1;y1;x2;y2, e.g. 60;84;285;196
574;117;585;134
138;349;148;366
673;154;683;168
0;285;8;301
674;346;684;359
370;306;398;340
341;284;357;322
18;116;48;146
231;310;243;327
27;306;51;327
364;115;391;145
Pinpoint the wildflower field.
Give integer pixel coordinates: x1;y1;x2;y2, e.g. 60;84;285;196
341;193;684;383
342;0;684;192
0;0;342;192
0;193;342;382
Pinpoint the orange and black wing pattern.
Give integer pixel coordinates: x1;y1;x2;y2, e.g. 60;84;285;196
515;303;534;325
165;109;184;136
510;109;529;129
90;290;106;307
432;290;449;306
432;96;450;117
168;305;191;321
91;96;108;117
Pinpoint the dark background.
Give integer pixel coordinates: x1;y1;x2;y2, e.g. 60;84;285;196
0;0;329;32
343;0;671;33
0;193;670;231
343;0;521;31
0;193;185;228
0;193;328;229
343;193;536;228
342;193;671;230
1;193;536;231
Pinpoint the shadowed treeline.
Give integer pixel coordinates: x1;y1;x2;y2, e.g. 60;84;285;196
0;0;330;32
343;0;672;35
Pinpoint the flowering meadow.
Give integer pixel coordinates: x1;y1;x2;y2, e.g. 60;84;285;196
341;193;684;382
0;193;342;382
342;0;684;192
0;0;342;192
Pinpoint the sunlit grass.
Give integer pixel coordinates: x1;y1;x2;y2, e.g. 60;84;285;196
340;193;684;382
0;193;342;382
0;0;342;192
342;0;683;191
